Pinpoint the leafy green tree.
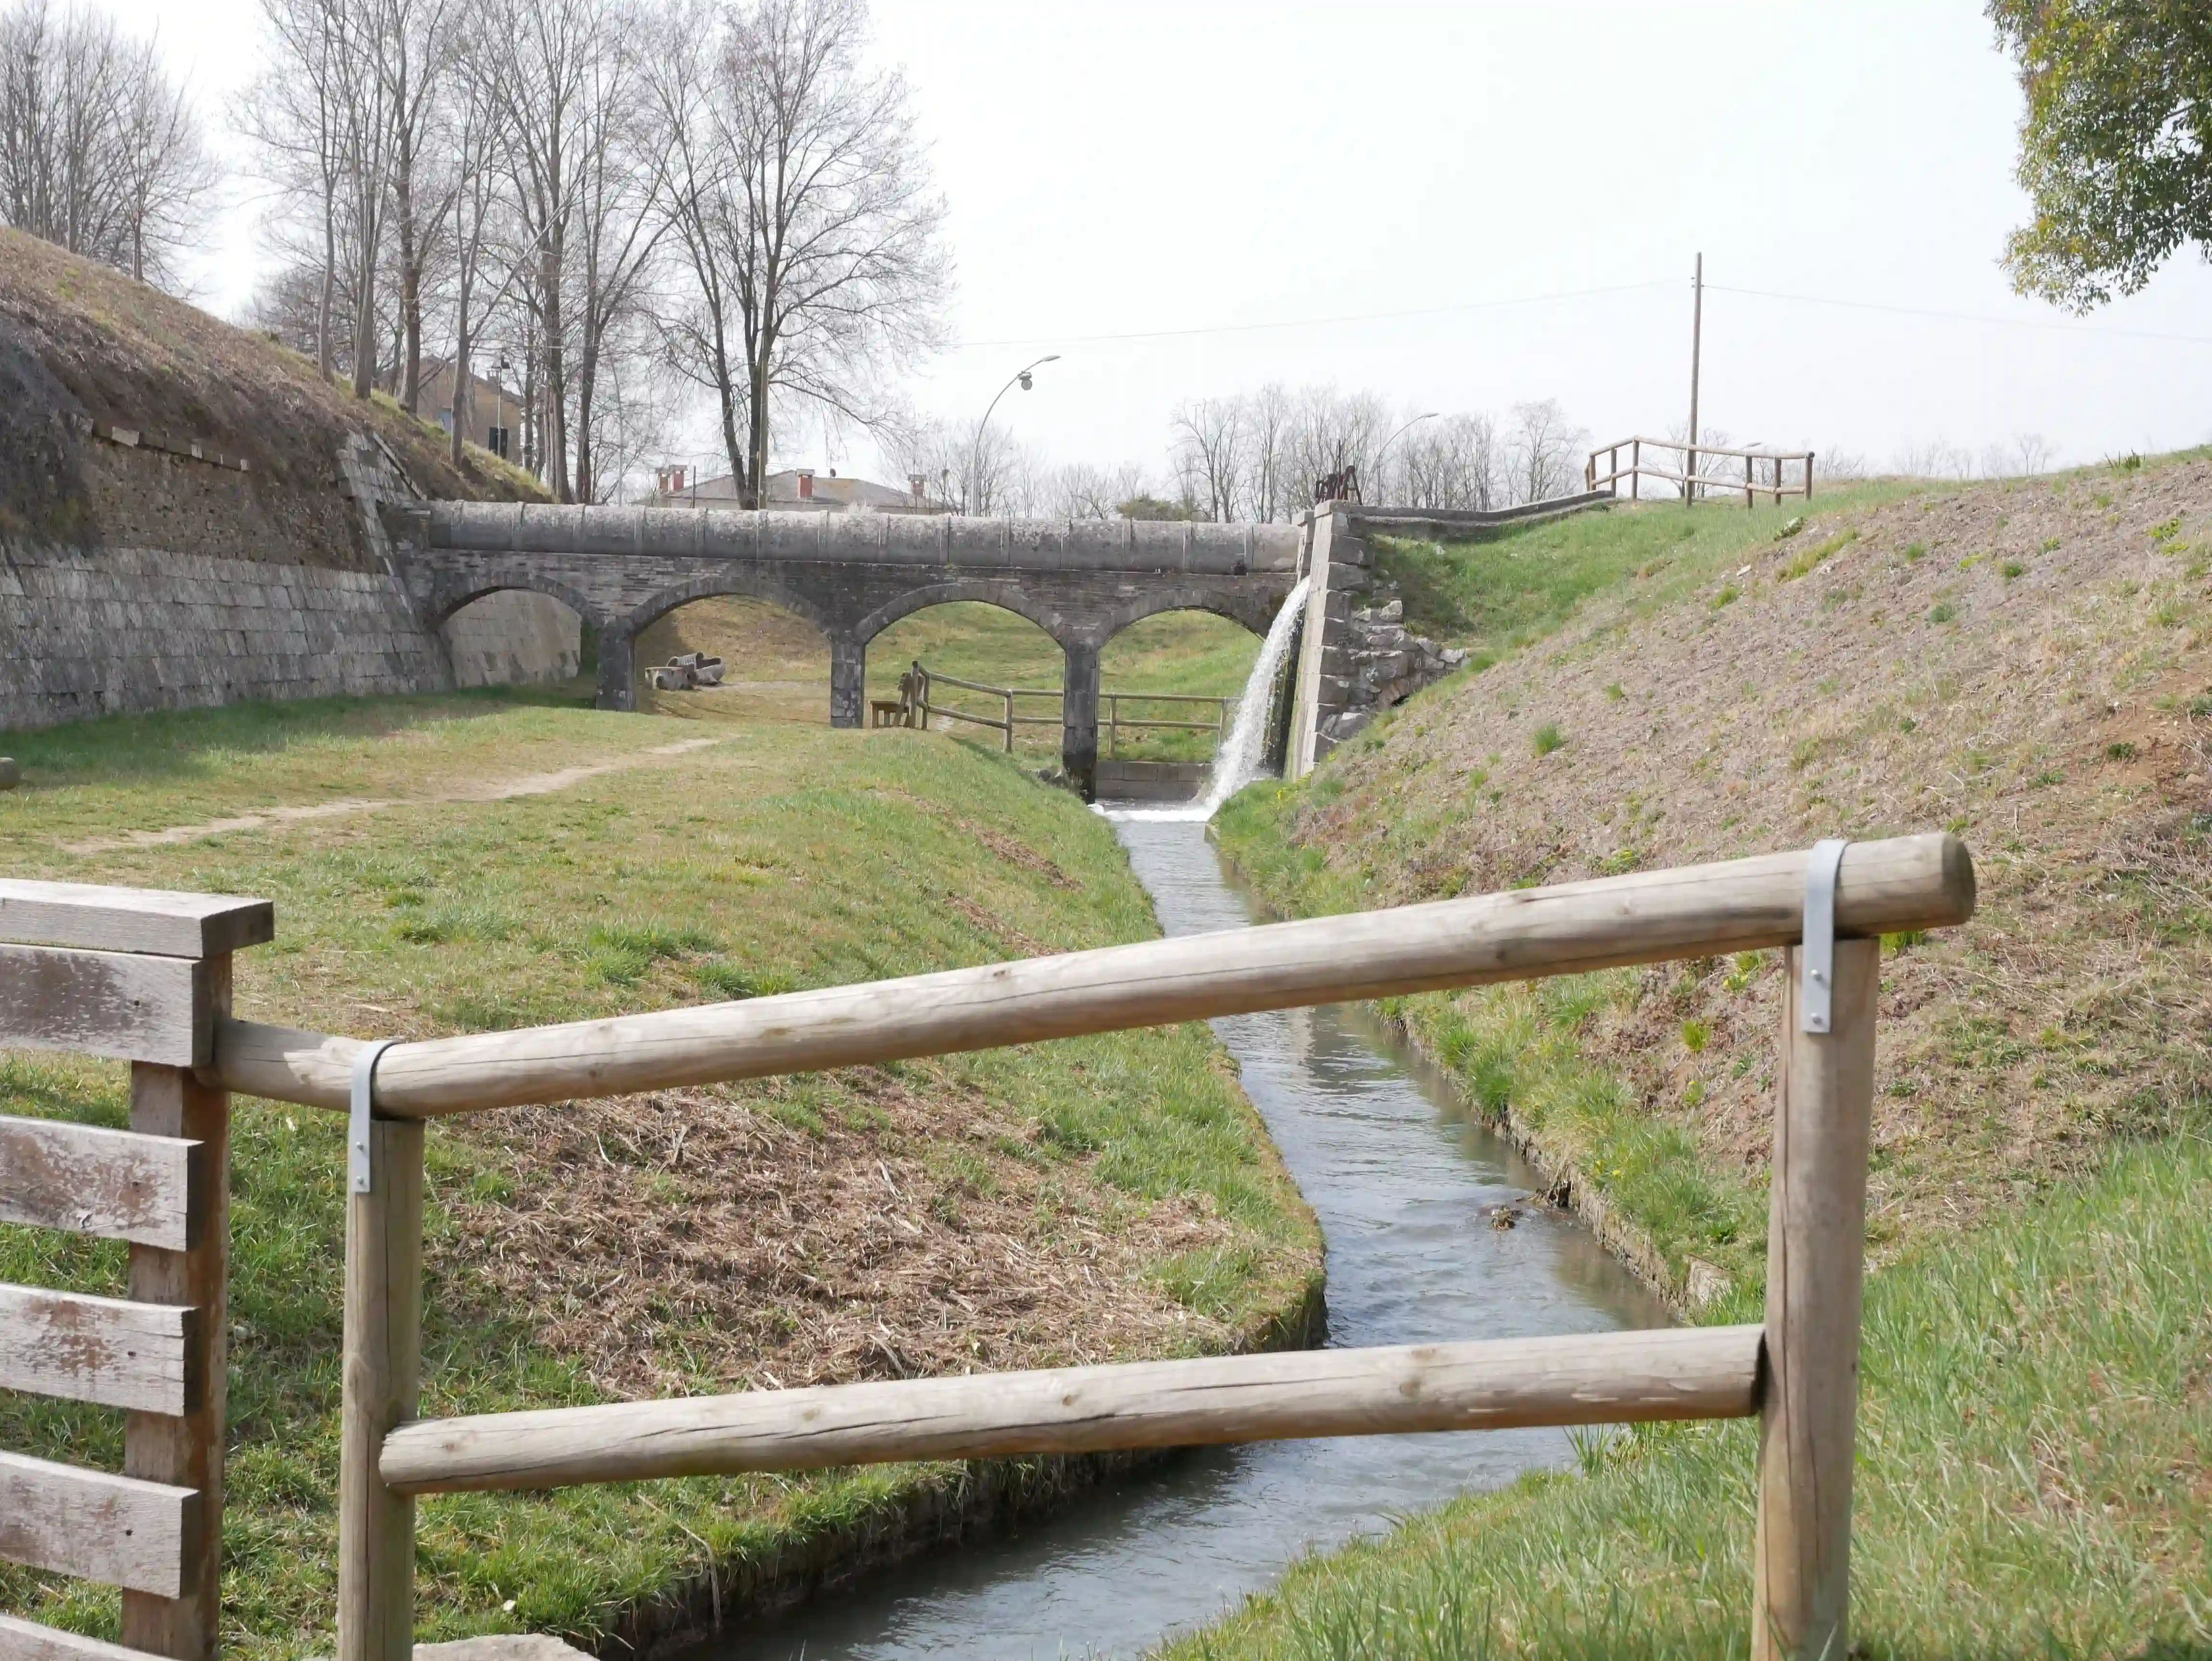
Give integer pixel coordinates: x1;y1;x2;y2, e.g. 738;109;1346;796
1988;1;2212;308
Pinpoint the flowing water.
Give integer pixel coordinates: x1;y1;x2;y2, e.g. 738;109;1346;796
696;817;1668;1660
1117;575;1311;824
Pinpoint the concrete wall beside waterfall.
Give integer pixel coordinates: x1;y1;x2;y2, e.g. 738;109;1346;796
1287;506;1367;778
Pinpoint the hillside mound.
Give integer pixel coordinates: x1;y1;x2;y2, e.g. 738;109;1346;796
1224;454;2212;1296
0;229;538;567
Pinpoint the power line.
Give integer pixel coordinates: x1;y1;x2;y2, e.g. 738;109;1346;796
947;280;1675;350
1707;282;2212;346
944;274;2212;354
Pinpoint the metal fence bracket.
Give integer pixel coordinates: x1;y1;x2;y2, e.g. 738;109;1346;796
350;1039;403;1195
1800;839;1850;1035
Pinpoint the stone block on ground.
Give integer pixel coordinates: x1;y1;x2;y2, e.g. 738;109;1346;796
416;1638;595;1661
314;1638;594;1661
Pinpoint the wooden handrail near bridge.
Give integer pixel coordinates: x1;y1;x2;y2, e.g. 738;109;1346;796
900;661;1231;757
0;833;1977;1661
1589;435;1816;506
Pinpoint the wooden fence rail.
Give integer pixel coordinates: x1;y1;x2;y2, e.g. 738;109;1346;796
902;662;1232;758
1587;434;1816;507
0;880;273;1661
0;832;1977;1661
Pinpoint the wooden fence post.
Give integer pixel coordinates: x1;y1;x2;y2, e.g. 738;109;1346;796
338;1115;424;1661
1753;934;1878;1661
1632;437;1641;501
122;993;230;1661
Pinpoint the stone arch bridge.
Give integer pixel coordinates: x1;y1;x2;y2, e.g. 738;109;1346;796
382;502;1307;796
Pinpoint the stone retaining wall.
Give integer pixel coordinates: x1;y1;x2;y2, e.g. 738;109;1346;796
0;435;579;735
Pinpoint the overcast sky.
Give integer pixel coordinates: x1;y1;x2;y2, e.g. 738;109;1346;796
109;0;2212;486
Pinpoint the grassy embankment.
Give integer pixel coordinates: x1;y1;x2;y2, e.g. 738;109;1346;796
638;596;1263;763
1178;457;2212;1656
0;690;1321;1657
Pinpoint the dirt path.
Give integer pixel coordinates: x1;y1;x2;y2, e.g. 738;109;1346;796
63;737;729;855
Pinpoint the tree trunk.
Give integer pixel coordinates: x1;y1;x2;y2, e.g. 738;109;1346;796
399;211;421;415
540;247;570;502
449;319;470;471
746;359;770;510
574;341;596;504
351;227;376;401
317;211;337;383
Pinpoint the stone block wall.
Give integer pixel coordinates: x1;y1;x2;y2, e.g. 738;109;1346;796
443;590;582;688
0;434;580;734
0;542;452;731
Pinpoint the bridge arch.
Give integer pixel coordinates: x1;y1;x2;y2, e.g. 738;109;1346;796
619;571;840;643
1093;582;1290;648
420;574;604;633
851;581;1083;653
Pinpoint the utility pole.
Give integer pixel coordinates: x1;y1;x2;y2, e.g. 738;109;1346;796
1687;251;1704;506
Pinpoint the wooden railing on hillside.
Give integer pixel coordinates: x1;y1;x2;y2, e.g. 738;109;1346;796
0;835;1980;1661
1589;435;1816;506
897;662;1232;758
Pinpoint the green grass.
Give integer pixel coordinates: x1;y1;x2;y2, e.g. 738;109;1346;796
866;602;1263;764
1161;1134;2212;1660
1188;450;2212;1655
1369;487;1909;669
0;692;1320;1656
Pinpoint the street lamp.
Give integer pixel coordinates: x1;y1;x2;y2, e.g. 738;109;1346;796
1372;411;1442;499
969;354;1060;515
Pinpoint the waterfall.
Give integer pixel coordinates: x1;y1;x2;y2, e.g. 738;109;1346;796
1106;575;1310;822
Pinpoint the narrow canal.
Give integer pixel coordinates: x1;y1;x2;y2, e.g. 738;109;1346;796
709;817;1668;1659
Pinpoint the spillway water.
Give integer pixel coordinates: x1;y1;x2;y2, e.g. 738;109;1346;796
686;817;1669;1660
1114;574;1310;824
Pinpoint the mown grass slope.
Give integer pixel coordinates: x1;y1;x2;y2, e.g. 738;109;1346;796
0;692;1320;1656
1190;453;2212;1655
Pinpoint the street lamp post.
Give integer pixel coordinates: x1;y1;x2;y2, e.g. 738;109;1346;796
969;354;1060;515
1371;411;1442;501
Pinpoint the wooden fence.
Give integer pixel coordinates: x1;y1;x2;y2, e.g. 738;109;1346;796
1588;435;1816;507
899;662;1231;758
0;881;274;1661
0;833;1978;1661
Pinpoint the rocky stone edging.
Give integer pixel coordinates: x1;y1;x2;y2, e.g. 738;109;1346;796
1319;597;1469;749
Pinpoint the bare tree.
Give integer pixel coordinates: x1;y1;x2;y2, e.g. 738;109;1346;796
245;0;350;379
1505;398;1586;504
1284;385;1389;510
443;21;518;464
1398;411;1500;510
0;1;213;288
481;0;603;498
1168;395;1247;522
373;0;460;413
661;0;949;507
652;0;750;500
2011;431;2055;476
566;1;667;503
1239;381;1294;523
